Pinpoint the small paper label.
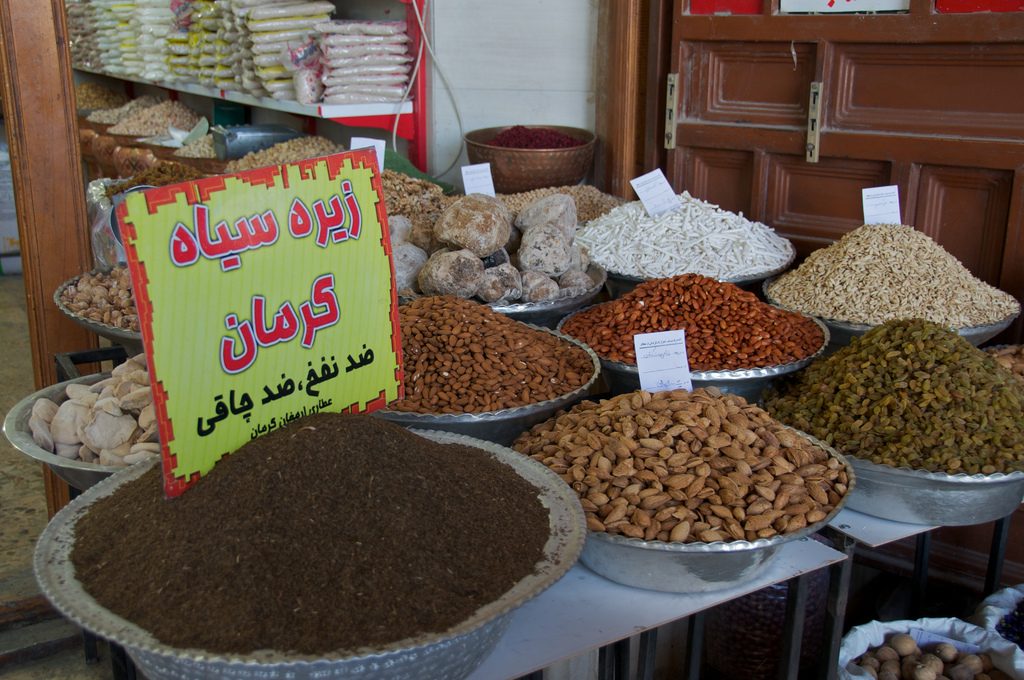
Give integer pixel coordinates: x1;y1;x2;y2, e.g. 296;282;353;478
634;330;693;393
349;137;385;171
862;185;902;225
910;629;981;655
461;163;496;197
630;169;681;218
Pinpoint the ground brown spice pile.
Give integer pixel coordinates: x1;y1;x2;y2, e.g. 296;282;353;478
72;414;550;656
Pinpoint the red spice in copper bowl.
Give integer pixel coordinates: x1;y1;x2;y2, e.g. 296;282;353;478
464;125;595;194
489;125;586;149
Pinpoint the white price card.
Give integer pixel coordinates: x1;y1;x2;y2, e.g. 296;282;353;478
862;185;902;225
461;163;496;197
350;137;386;171
630;168;681;218
633;329;693;393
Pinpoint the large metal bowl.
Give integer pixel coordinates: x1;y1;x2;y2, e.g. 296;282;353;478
580;430;854;593
556;307;829;403
54;274;144;356
34;430;587;680
376;327;601;445
842;456;1024;526
3;373;131;491
603;244;796;299
762;277;1020;352
489;264;607;329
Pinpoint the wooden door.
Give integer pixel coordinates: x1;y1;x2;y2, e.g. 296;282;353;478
664;0;1024;341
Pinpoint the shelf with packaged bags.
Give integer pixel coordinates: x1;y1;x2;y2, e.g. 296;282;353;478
71;0;430;170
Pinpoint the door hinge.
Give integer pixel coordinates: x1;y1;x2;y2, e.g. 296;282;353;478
805;81;822;163
664;73;679;150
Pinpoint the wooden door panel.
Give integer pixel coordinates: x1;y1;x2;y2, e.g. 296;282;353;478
683;147;754;215
830;43;1024;137
765;155;892;255
915;165;1013;284
683;41;816;126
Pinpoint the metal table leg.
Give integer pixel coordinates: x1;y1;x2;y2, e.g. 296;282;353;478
912;531;932;617
597;644;614;680
778;573;809;680
684;611;705;680
822;531;856;680
984;515;1012;596
109;643;137;680
637;628;658;680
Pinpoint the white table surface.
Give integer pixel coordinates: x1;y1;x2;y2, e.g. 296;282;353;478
468;537;847;680
828;508;936;548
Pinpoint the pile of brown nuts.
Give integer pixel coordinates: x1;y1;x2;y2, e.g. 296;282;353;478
851;632;1007;680
513;388;849;543
225;136;342;172
390;296;594;413
59;266;138;331
498;185;623;223
560;274;824;370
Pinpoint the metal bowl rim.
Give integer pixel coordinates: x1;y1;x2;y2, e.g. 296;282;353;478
602;240;796;286
463;125;596;150
382;323;601;421
556;304;830;379
3;372;127;475
846;453;1024;484
488;264;608;315
54;273;143;344
584;428;855;553
762;276;1021;334
33;429;586;668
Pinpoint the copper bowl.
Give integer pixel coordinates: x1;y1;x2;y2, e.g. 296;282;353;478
464;125;595;194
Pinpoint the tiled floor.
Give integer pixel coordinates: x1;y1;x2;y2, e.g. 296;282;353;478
0;274;115;679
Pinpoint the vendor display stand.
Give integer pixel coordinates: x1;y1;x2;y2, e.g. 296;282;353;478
821;507;1020;680
470;539;846;679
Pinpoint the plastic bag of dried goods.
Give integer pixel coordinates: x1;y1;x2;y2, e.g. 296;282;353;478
973;584;1024;642
246;16;325;32
323;92;406;104
323;84;408;98
248;27;314;44
280;35;319;71
247;1;333;19
322;56;413;71
321;42;408;59
321;73;408;86
314;20;407;35
320;33;410;46
294;68;323;104
839;617;1024;679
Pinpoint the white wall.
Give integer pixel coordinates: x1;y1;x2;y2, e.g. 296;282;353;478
425;0;599;186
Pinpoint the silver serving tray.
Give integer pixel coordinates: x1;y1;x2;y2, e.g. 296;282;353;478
603;245;796;299
3;373;130;491
489;264;608;329
54;273;144;356
556;306;829;404
763;277;1020;352
843;455;1024;526
34;430;587;680
580;430;854;593
377;326;601;445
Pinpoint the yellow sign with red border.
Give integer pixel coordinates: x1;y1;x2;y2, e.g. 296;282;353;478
118;151;403;496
